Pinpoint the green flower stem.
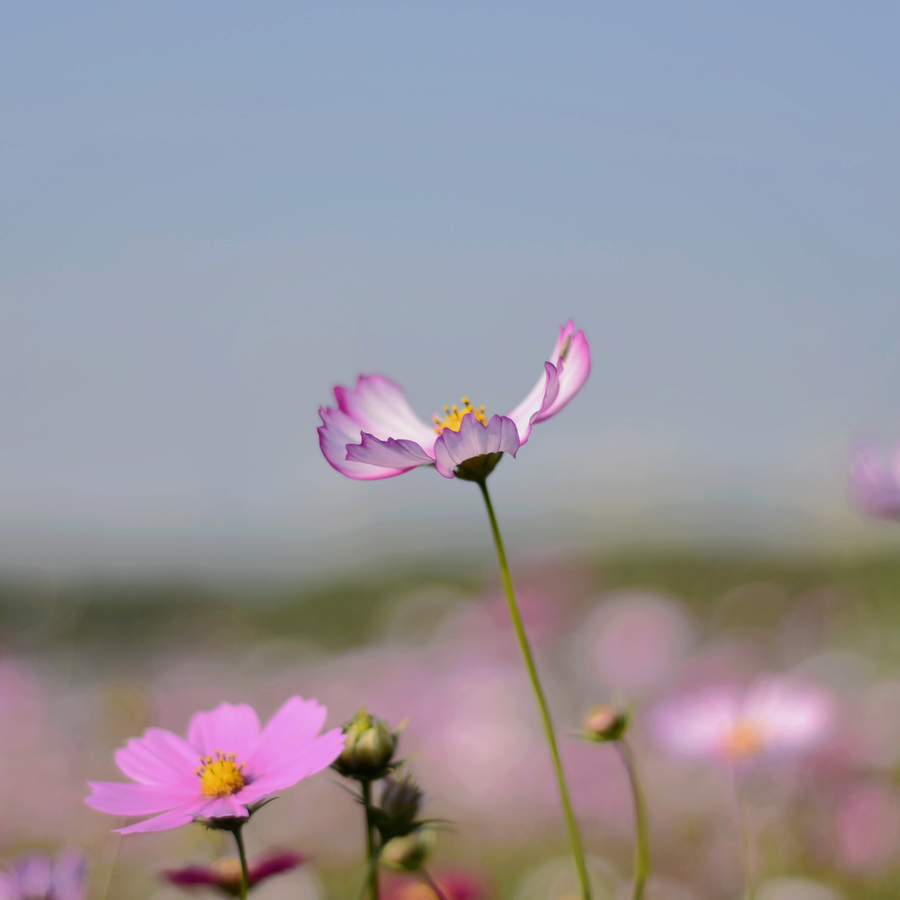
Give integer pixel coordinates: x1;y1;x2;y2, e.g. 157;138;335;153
615;739;650;900
232;824;250;900
362;780;380;900
476;478;592;900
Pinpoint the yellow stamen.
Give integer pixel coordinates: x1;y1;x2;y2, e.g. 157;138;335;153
432;396;487;434
196;751;246;797
722;721;764;760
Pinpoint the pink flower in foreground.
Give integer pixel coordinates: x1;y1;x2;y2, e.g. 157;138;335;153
651;676;835;765
0;852;88;900
86;698;344;834
164;850;304;896
318;320;590;479
849;443;900;519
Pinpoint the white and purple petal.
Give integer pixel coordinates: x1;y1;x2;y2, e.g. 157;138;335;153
433;414;520;479
506;320;590;444
345;433;434;472
334;375;436;446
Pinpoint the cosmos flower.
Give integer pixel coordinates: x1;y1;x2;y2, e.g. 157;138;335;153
163;851;304;897
318;320;590;479
86;697;344;834
0;851;88;900
651;676;835;765
849;443;900;519
382;869;489;900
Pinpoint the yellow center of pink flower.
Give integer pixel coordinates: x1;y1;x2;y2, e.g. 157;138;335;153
722;720;764;760
432;397;487;434
196;751;246;797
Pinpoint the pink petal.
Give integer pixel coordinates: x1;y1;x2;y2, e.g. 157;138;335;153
239;728;345;802
507;320;591;443
318;405;417;480
433;414;520;478
187;702;260;762
52;852;89;900
116;802;207;835
345;433;434;472
742;677;835;754
650;686;742;758
85;782;199;816
12;855;52;900
334;375;436;447
114;727;198;788
247;696;328;775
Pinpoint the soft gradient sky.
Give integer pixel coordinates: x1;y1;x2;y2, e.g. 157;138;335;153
2;2;899;575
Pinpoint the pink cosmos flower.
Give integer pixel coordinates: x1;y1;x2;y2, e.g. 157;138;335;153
318;320;590;479
86;697;344;834
849;443;900;519
164;850;304;896
0;852;88;900
651;676;835;765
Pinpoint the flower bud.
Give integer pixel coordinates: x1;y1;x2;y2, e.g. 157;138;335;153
380;773;423;827
380;826;437;872
333;707;398;779
581;704;628;742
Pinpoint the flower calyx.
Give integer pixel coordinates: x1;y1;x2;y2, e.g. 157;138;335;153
580;704;630;743
453;452;504;483
372;771;424;842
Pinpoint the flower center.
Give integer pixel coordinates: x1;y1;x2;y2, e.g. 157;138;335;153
432;397;487;434
197;751;246;797
722;720;764;760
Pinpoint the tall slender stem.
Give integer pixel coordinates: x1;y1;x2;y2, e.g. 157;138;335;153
421;868;449;900
476;478;592;900
232;825;250;900
361;780;380;900
615;739;650;900
732;770;754;900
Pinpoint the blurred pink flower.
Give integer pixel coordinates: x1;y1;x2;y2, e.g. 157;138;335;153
318;320;590;479
832;783;900;874
0;851;88;900
163;850;304;896
86;697;343;834
849;443;900;519
651;676;835;765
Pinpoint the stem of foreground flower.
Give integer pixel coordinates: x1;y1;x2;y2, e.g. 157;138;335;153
421;869;449;900
232;823;250;900
361;779;380;900
476;478;592;900
615;739;650;900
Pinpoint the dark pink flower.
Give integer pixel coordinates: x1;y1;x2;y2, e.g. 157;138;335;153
163;850;304;896
0;851;88;900
849;443;900;519
318;320;590;479
85;697;343;834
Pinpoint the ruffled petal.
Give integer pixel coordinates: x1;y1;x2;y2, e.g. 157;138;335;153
345;433;434;472
319;406;420;480
85;782;199;816
114;727;199;788
433;414;520;479
198;795;249;820
507;320;590;444
187;702;260;762
115;802;207;835
247;696;328;775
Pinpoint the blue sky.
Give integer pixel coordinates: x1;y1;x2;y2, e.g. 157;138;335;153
2;2;899;574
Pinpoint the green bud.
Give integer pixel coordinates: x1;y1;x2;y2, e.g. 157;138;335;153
333;707;397;779
581;704;629;742
379;826;437;872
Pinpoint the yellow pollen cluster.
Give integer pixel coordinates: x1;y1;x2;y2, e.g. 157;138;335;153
722;721;764;760
432;397;487;434
196;751;246;797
